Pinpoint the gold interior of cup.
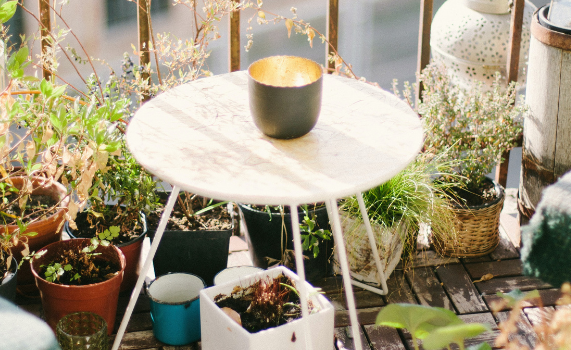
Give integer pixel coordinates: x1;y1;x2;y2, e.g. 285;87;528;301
248;56;323;87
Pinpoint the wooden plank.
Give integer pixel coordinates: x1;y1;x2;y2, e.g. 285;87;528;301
464;259;523;280
334;326;369;350
364;324;406;350
507;0;525;84
313;275;344;294
228;0;240;72
415;0;433;104
458;313;500;349
110;329;164;349
489;226;519;260
39;0;51;80
335;307;381;327
495;310;537;348
520;37;562;211
554;50;571;178
495;151;510;190
137;0;151;102
409;250;459;268
524;306;555;327
476;276;552;295
435;264;487;313
326;0;339;71
484;288;562;311
330;290;385;310
383;270;416;305
461;255;492;263
113;312;153;333
406;267;454;311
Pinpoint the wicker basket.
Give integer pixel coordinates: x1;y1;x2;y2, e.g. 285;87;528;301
434;182;505;258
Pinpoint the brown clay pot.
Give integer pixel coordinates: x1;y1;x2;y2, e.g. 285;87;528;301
2;177;70;291
31;238;125;335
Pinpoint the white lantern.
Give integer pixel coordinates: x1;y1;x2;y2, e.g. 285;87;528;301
431;0;536;90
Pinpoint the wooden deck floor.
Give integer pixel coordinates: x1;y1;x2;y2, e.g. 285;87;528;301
15;189;554;349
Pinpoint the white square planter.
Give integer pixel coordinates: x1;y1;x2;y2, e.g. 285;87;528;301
200;266;334;350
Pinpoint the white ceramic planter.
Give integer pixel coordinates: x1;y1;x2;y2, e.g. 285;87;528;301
200;266;334;350
333;212;404;285
431;0;536;91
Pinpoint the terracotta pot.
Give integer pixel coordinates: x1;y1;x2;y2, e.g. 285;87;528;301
65;211;147;292
2;177;69;291
31;238;125;335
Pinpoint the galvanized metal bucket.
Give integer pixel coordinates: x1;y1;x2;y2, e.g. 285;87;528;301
147;273;205;345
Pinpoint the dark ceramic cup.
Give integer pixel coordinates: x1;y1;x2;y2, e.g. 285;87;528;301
248;55;323;139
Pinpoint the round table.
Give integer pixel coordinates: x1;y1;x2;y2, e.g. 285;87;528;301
113;71;423;350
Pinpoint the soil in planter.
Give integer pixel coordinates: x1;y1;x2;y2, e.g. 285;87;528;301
214;273;316;333
442;180;497;207
38;247;120;285
0;193;59;223
72;210;144;245
146;192;232;231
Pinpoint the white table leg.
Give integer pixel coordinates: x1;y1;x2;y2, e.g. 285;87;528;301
356;192;389;295
111;186;181;350
289;203;313;350
326;199;364;350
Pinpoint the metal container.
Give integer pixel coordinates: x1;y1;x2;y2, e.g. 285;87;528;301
248;55;323;139
147;273;205;345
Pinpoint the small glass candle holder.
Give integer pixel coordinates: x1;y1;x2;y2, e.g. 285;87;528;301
56;312;108;350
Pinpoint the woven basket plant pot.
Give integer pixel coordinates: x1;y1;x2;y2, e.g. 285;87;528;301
433;181;505;258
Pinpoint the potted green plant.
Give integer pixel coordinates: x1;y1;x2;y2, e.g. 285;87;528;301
416;63;527;257
0;235;18;302
64;143;158;292
238;203;332;282
200;266;334;350
28;238;125;335
336;153;458;286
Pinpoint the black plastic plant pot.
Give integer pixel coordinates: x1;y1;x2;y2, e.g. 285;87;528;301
0;256;18;302
149;229;232;287
238;204;332;282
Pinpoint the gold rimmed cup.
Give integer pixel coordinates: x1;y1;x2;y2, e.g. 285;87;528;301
248;55;323;139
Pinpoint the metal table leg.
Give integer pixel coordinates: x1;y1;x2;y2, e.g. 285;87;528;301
111;186;181;350
352;192;389;295
326;199;364;350
289;203;313;350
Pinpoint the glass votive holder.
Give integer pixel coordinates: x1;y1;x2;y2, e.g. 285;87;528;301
56;312;108;350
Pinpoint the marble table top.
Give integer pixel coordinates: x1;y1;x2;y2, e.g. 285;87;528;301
126;71;423;205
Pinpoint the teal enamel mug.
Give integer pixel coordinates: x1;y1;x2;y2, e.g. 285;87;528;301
147;273;205;345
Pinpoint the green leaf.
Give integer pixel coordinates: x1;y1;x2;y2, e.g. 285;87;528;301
40;79;53;98
376;303;463;340
467;342;493;350
0;1;18;24
52;85;67;98
422;323;491;350
109;226;120;237
64;264;72;271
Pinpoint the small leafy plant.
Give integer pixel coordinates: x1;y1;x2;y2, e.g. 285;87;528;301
299;204;331;258
415;63;527;197
376;303;490;350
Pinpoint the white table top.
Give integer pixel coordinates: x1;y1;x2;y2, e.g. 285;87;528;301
126;71;423;205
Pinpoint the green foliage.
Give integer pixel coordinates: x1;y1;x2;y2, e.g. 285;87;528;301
299;204;331;258
0;1;17;24
376;303;490;350
417;63;526;192
341;153;458;258
98;226;120;242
